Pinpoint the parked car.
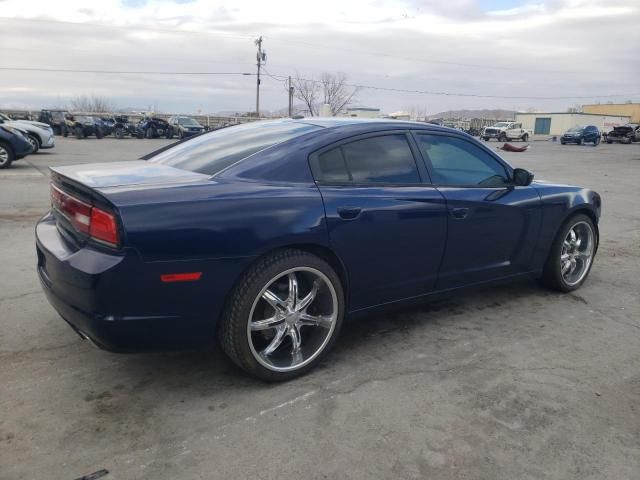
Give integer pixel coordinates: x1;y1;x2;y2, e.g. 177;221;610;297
63;115;104;139
560;125;601;145
136;116;172;139
38;110;69;135
606;124;640;144
0;113;55;153
36;119;601;380
168;116;206;139
482;122;532;142
0;124;34;169
111;115;139;139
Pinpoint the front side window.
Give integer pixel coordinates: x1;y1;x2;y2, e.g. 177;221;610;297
416;134;509;186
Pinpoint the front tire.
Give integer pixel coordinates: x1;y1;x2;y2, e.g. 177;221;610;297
521;133;529;142
115;127;125;139
74;127;83;139
578;137;584;145
540;214;597;292
219;249;344;381
27;135;40;153
0;142;14;169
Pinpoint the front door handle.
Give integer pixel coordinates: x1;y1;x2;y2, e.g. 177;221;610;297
337;206;362;220
451;207;469;219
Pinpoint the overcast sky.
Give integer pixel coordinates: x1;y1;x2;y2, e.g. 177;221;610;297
1;0;638;115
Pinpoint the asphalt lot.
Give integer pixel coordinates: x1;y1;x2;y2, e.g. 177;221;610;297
1;136;639;480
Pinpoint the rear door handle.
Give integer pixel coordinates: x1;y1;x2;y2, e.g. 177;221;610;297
337;206;362;220
451;207;469;219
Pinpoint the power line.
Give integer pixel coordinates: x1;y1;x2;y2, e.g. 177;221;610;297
264;73;637;100
2;66;636;101
0;67;254;75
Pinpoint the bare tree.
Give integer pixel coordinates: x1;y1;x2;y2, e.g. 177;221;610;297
292;73;319;116
292;72;360;117
69;95;115;113
321;72;360;116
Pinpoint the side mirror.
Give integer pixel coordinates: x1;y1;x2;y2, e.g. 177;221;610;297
513;168;534;186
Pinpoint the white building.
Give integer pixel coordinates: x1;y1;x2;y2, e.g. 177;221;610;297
344;106;381;118
515;112;631;138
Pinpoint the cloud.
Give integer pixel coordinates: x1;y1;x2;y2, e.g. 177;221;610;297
0;0;638;114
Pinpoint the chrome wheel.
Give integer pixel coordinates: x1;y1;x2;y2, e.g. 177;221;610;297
247;267;338;372
560;221;595;286
0;145;8;166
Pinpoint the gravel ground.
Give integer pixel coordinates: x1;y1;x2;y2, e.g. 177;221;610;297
1;136;639;480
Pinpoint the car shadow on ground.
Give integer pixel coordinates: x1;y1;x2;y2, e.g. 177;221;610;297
98;278;562;393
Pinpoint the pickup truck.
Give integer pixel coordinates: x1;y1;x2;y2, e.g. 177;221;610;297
482;122;532;142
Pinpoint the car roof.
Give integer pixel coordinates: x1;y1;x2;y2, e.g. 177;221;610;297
268;117;456;135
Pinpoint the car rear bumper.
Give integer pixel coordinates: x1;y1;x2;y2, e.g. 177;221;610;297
35;213;240;352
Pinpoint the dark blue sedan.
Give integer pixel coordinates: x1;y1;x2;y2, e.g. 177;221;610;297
0;124;34;169
36;119;601;380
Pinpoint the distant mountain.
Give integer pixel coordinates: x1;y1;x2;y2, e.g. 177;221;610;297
429;109;517;120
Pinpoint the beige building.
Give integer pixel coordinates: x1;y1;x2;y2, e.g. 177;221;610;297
515;112;631;138
583;103;640;123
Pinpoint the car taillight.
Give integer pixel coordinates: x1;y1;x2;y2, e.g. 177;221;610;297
51;184;120;247
89;207;119;246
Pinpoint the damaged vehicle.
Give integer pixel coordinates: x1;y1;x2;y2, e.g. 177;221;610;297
63;115;104;140
606;124;640;144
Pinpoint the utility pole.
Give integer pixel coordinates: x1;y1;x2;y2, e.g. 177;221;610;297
288;76;293;117
254;36;266;118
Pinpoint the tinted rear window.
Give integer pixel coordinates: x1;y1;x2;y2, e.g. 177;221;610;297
149;121;321;175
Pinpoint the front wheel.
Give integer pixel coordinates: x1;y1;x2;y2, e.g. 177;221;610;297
74;127;83;139
27;135;40;153
594;136;600;145
578;137;584;145
499;134;507;142
115;127;125;139
482;137;489;141
521;133;529;142
219;249;344;381
540;214;597;292
0;142;14;169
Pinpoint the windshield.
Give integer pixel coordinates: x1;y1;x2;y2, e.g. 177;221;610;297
493;122;511;128
75;116;93;122
568;126;584;132
177;117;200;126
149;120;321;175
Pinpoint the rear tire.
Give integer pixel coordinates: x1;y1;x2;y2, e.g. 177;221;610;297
540;214;597;292
0;142;14;169
95;127;104;139
218;249;344;381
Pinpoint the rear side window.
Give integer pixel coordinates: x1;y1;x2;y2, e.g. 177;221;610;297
311;134;421;185
310;148;350;183
149;121;321;175
416;134;509;186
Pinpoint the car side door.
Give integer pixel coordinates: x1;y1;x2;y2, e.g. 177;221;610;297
310;132;448;311
507;123;522;139
413;132;542;290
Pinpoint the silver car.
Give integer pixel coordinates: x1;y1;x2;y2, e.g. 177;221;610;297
0;113;55;153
